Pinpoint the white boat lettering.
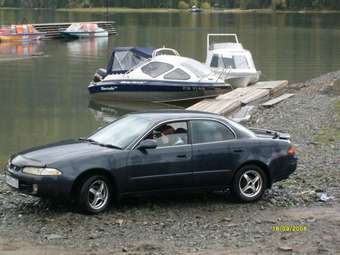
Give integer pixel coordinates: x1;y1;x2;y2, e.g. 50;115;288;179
101;86;118;91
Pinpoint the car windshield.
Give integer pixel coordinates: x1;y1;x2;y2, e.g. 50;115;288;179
88;115;154;149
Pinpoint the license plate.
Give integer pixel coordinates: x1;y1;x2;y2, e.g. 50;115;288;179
6;174;19;189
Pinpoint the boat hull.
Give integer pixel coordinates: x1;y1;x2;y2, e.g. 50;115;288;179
0;33;44;42
223;71;261;88
88;80;231;103
61;31;108;38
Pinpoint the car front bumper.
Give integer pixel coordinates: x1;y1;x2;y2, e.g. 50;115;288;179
5;165;73;199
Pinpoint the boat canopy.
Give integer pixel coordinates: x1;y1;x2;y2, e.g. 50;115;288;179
106;47;154;75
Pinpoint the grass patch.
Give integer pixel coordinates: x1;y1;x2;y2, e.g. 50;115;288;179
336;99;340;113
314;127;340;144
313;99;340;144
279;178;298;188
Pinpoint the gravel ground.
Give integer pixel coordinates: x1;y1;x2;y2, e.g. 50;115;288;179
0;71;339;255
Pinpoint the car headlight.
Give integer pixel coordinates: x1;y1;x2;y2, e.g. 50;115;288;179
22;167;62;176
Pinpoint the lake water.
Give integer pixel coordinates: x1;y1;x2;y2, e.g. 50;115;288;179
1;9;340;164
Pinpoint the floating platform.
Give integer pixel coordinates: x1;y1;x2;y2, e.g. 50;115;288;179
187;80;289;115
32;21;117;39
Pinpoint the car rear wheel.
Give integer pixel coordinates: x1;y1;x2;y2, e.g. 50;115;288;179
232;165;267;202
78;175;111;214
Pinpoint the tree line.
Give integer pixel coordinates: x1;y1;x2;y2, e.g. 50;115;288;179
1;0;340;10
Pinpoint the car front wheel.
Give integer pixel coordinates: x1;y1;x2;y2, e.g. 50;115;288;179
232;165;267;202
78;175;111;214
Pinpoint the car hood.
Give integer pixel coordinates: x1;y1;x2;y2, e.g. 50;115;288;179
11;140;115;167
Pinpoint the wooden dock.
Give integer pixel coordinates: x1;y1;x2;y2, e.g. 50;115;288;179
33;21;117;39
187;80;289;115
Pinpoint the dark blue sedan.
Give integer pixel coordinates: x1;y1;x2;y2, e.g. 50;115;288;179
5;110;297;214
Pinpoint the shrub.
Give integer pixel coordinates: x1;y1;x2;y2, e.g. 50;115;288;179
201;2;211;9
178;1;189;9
190;0;199;7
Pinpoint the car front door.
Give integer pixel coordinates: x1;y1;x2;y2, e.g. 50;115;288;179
126;121;193;192
190;119;240;188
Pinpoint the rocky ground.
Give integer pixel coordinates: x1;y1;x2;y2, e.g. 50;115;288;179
0;72;339;255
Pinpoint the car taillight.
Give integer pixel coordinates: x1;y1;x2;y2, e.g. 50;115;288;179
288;146;297;156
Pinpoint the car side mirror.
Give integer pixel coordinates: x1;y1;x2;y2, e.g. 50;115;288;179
137;139;158;150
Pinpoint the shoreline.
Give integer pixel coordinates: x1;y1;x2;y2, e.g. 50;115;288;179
1;7;340;14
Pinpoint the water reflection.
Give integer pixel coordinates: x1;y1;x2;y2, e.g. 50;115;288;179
88;99;183;124
0;41;44;58
66;37;108;57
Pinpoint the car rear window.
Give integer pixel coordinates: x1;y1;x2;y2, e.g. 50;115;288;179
191;120;235;144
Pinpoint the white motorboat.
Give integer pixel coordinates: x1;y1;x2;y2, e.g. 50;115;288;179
61;23;108;38
88;55;231;103
205;33;261;88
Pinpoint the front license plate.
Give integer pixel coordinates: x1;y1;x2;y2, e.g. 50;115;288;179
6;174;19;189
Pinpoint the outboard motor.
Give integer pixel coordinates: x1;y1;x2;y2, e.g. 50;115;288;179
93;68;107;82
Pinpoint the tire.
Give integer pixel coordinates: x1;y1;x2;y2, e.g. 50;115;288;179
77;175;112;214
232;164;267;202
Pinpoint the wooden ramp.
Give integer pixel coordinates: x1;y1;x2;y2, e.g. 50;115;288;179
33;21;117;39
262;93;294;107
187;80;288;115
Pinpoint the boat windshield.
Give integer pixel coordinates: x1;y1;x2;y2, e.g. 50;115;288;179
181;59;211;78
88;115;154;149
222;55;250;69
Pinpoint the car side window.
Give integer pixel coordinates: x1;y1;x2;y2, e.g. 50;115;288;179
141;61;174;78
144;121;188;147
191;120;235;144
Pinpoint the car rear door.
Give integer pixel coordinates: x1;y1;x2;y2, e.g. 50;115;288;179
126;121;193;192
190;119;239;188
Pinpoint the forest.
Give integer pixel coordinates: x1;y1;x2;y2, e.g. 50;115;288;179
0;0;340;10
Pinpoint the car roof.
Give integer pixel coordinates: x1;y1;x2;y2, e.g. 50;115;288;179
128;109;224;122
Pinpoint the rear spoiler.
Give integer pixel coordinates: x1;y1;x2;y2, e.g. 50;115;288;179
249;128;290;140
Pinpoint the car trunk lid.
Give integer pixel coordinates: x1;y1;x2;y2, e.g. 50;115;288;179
249;128;290;140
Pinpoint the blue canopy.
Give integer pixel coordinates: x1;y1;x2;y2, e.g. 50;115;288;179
106;47;154;75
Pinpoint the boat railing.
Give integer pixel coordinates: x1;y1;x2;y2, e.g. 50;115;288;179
152;47;180;57
207;33;240;51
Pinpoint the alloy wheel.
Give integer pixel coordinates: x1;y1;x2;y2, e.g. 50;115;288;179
238;170;263;198
88;180;109;210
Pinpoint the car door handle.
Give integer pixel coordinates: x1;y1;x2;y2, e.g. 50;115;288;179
233;149;243;153
177;154;187;158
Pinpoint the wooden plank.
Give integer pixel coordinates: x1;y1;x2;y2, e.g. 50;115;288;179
251;80;288;95
188;98;241;115
240;88;269;105
217;87;253;100
216;99;241;114
187;99;214;111
188;80;289;115
262;93;294;107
